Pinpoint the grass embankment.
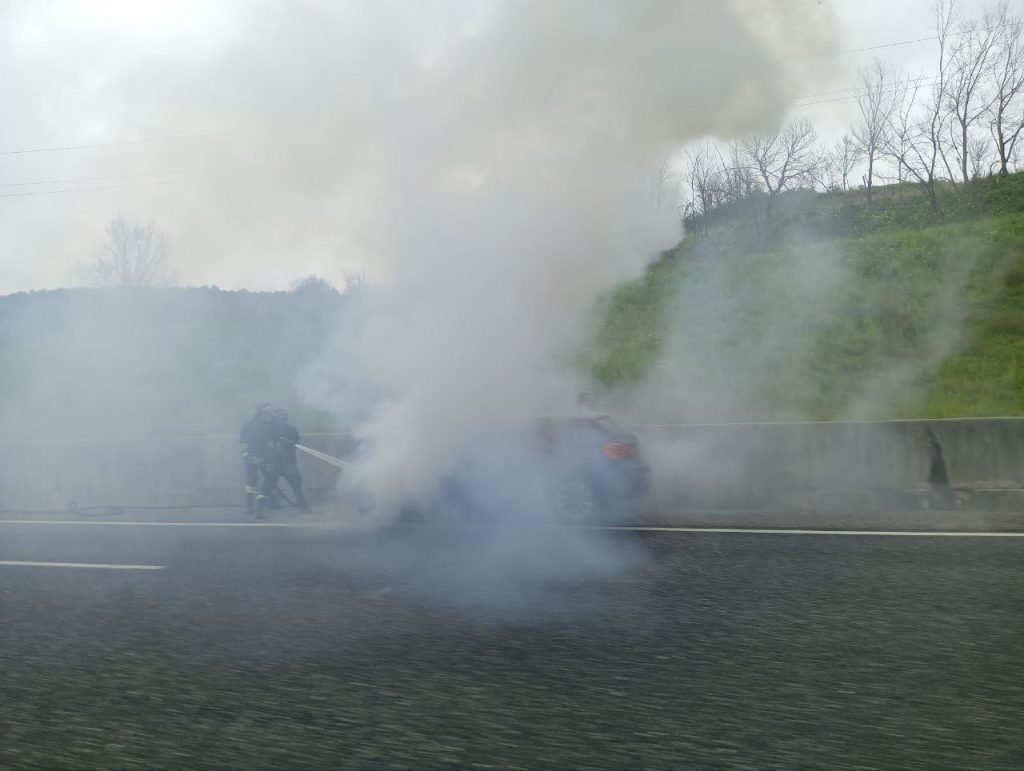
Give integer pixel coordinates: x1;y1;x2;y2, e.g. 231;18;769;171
592;174;1024;420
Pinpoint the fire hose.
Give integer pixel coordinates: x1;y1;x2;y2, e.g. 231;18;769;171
43;445;352;517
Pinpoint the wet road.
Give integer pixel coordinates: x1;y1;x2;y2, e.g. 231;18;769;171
2;510;1023;768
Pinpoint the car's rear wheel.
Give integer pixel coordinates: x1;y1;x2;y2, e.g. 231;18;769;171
551;477;603;525
404;498;462;526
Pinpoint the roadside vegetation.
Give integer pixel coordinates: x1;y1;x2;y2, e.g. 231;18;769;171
591;173;1024;419
2;175;1023;438
591;0;1024;421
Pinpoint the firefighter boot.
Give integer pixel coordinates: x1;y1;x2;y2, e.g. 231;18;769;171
245;486;259;516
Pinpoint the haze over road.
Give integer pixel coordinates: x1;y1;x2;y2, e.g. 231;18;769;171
2;510;1023;768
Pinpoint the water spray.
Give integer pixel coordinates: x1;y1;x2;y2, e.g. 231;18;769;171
295;444;352;470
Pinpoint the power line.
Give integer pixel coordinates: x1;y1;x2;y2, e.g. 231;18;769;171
795;77;940;108
795;22;1015;102
797;73;938;100
0;175;217;198
795;80;929;102
0;25;1011;191
0;88;104;103
0;169;206;188
836;22;1012;57
839;35;938;55
0;130;243;158
0;29;1010;164
799;83;885;100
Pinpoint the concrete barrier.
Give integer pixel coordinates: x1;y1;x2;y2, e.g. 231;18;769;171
0;419;1020;512
634;418;1024;512
0;434;357;511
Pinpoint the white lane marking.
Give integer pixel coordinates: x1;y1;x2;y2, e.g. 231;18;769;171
0;519;308;528
0;560;165;570
0;519;1022;537
593;526;1024;537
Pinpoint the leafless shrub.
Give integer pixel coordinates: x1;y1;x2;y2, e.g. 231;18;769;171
80;217;176;288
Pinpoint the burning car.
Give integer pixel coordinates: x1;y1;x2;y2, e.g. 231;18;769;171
409;415;651;525
533;415;650;523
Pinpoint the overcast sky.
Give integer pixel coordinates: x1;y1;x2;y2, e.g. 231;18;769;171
811;0;994;132
0;0;1001;295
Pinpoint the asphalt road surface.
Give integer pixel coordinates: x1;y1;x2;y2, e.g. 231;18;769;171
2;508;1023;769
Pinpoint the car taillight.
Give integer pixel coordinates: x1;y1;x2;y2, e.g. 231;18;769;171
602;441;634;460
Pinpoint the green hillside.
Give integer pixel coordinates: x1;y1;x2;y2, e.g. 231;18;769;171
2;174;1022;439
591;173;1024;421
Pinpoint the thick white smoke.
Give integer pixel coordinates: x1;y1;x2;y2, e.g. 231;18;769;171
277;0;840;514
7;1;839;516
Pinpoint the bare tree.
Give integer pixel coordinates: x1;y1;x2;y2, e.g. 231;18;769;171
945;6;999;182
81;217;176;288
653;161;685;218
885;3;959;209
886;73;947;210
852;59;899;202
935;0;965;182
832;134;864;191
718;140;761;203
985;1;1024;175
835;134;860;191
740;118;820;213
289;275;341;295
969;133;994;177
885;101;914;185
682;141;725;230
343;270;369;295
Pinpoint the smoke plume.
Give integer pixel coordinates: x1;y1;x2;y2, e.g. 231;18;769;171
5;1;840;518
255;0;842;515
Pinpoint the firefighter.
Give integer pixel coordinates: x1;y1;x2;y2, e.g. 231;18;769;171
239;402;277;516
268;407;311;512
